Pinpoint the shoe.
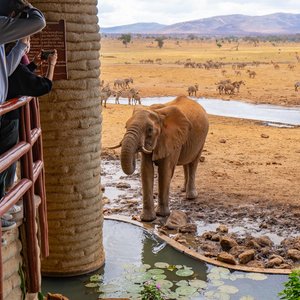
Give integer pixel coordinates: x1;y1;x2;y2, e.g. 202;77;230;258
1;238;7;246
2;213;13;221
1;218;16;231
7;204;21;214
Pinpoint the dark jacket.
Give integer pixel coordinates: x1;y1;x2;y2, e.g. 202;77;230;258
5;62;52;119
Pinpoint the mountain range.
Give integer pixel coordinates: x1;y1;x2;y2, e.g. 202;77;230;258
101;13;300;36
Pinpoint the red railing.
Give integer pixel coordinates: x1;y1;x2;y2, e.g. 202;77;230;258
0;97;48;299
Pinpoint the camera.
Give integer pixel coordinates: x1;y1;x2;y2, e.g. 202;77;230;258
41;50;55;60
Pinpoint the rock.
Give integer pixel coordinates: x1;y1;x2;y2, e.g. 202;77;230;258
220;237;238;251
261;133;269;138
239;250;255;264
211;234;221;242
198;241;220;255
260;247;272;257
246;260;265;268
216;224;228;233
199;156;205;162
246;240;261;250
229;246;249;257
265;257;283;268
179;223;197;234
255;236;273;247
116;182;131;189
287;249;300;261
165;210;188;230
102;197;110;205
217;252;236;265
202;231;214;240
219;139;226;143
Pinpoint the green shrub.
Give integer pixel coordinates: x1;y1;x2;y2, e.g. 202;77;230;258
141;281;164;300
278;269;300;300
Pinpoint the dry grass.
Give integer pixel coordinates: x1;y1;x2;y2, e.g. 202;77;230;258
100;38;300;106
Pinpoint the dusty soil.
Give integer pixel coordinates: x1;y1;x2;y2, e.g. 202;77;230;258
101;38;300;106
100;38;300;268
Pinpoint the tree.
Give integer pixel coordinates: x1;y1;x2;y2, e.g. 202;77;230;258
155;37;164;49
119;34;132;47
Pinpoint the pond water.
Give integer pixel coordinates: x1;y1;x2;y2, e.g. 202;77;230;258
42;220;287;300
106;96;300;126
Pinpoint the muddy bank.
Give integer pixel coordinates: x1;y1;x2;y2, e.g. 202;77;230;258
101;152;300;269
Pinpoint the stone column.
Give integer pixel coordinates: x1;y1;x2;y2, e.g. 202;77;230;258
30;0;104;275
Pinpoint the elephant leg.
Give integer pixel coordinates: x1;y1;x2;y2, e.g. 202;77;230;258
141;154;156;221
186;153;201;199
156;159;175;217
181;165;188;192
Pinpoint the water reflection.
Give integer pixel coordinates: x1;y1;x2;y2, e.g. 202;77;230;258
106;96;300;126
42;220;287;300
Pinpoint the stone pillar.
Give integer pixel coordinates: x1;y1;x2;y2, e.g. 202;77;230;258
30;0;104;275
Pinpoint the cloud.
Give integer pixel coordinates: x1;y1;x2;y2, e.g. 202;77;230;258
98;0;300;27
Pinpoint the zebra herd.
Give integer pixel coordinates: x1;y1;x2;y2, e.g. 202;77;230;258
100;78;141;108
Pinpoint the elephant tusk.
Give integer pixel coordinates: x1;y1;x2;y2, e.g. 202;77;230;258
107;142;122;149
141;146;153;154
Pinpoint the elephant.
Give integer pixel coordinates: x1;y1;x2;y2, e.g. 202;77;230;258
117;96;209;221
187;84;199;97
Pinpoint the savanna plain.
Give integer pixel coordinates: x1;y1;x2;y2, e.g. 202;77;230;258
100;37;300;268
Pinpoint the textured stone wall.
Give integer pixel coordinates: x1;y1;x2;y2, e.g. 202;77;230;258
2;228;23;300
30;0;104;275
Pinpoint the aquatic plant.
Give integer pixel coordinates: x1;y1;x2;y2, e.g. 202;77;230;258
278;269;300;300
140;281;165;300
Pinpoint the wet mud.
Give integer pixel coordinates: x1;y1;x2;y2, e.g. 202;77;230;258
101;151;300;270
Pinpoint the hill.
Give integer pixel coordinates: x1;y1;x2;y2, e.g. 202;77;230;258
101;13;300;35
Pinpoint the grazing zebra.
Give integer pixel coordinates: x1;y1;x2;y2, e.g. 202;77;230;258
295;82;300;91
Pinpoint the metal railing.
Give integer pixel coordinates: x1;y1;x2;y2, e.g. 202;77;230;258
0;97;48;299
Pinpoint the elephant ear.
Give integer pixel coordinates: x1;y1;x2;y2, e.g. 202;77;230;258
152;106;191;161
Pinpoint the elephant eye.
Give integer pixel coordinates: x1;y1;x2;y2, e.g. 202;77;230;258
146;126;153;136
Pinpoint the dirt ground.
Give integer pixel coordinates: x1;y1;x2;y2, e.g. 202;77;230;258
100;38;300;266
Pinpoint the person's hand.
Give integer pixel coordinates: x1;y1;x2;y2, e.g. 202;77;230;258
48;49;58;66
20;36;30;48
33;51;42;66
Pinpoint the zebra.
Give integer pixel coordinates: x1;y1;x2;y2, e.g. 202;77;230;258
295;82;300;91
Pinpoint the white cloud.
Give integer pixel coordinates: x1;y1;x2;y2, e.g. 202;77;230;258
98;0;300;27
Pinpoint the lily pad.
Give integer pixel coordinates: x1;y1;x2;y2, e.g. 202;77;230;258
156;279;173;289
207;272;221;280
189;279;207;289
161;290;178;299
210;280;225;287
152;274;167;280
176;268;194;277
89;274;102;282
240;296;255;300
141;264;151;270
147;268;165;275
213;292;231;300
176;280;189;287
154;262;170;268
204;290;215;299
246;273;268;281
85;282;99;288
175;286;198;296
176;265;183;269
218;285;239;294
98;283;120;293
132;273;152;283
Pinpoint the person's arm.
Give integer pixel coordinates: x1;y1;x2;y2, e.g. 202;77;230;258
0;8;45;44
6;38;29;75
45;50;57;81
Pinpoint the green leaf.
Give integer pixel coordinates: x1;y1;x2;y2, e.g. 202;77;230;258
175;286;198;296
154;262;170;268
246;273;268;281
176;280;189;287
85;282;99;288
218;285;239;294
189;279;207;289
89;274;102;282
176;268;194;277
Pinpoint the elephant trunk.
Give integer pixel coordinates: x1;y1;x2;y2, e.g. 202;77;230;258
120;127;141;175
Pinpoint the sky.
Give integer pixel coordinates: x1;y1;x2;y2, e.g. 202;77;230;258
98;0;300;27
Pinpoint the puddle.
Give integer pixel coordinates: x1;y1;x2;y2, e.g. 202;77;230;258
105;96;300;126
42;220;288;300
